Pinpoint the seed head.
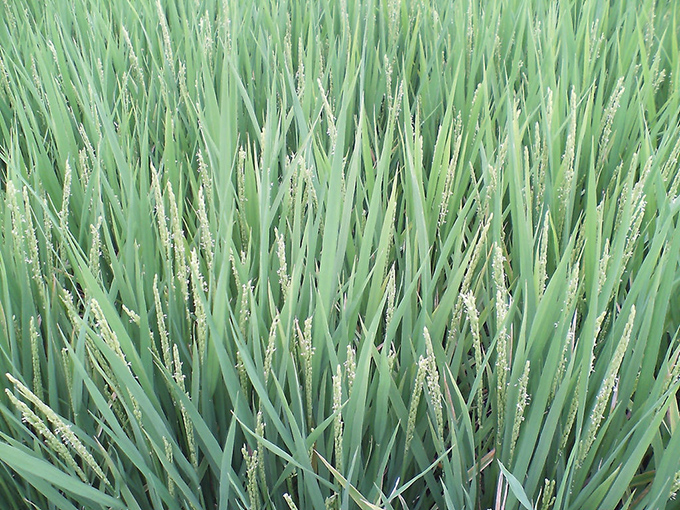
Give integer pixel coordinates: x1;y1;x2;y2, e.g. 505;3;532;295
509;361;530;463
578;306;635;467
332;365;344;472
405;356;428;456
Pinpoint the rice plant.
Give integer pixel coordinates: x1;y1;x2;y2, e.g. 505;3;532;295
0;0;679;508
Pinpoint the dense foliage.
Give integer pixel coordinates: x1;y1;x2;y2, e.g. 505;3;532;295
0;0;679;508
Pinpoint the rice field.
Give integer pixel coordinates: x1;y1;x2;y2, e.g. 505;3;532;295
0;0;679;508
